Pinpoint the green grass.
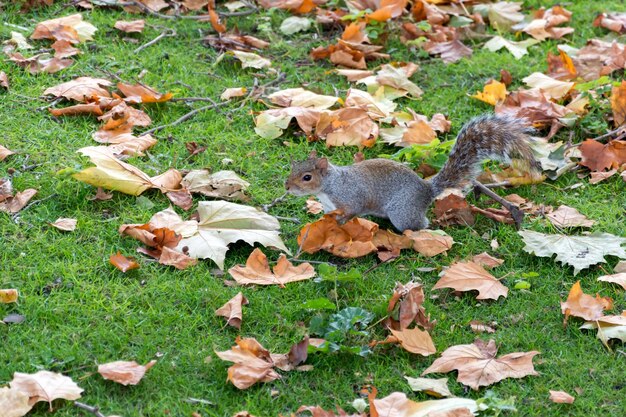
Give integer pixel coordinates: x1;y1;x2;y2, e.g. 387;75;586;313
1;1;625;416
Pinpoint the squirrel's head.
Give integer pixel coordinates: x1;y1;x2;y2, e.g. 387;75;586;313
285;151;328;196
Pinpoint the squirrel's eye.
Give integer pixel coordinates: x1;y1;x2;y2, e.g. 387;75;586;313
302;174;312;181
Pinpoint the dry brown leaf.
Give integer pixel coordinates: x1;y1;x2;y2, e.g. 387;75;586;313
471;80;507;106
49;218;77;231
89;187;114;201
0;188;37;214
579;140;626;172
228;248;315;287
49;103;104;117
471;252;504;269
315;108;378;148
0;387;32;417
0;145;15;161
404;229;454;257
522;72;574;101
549;390;575;404
215;292;249;328
43;76;112;102
114;20;145;33
117;82;173;104
98;360;156;385
0;289;18;304
182;170;249;201
546;49;577;80
561;281;613;324
598;273;626;290
269;88;338;110
433;191;475;227
0;71;9;89
589;169;618;184
615;261;626;273
221;87;247;100
31;13;97;43
434;262;508;300
51;40;80;58
546;205;595;228
159;246;197;270
9;52;73;74
109;252;140;272
385;281;434;331
390;327;436;356
424;39;472;64
297;215;378;258
422;339;540;390
9;371;83;409
469;320;496;334
611;80;626;127
305;197;323;214
593;12;626;33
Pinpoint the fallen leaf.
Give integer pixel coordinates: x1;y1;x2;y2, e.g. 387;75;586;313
422;339;540;390
385;281;434;331
74;146;181;195
178;201;290;270
471;252;504;269
232;51;271;69
404;229;454;257
228;248;315;287
215;292;249;328
9;52;73;74
375;64;423;98
424;39;473;64
51;39;80;58
117;82;173;104
297;215;378;258
405;376;452;398
616;261;626;273
5;31;33;50
315;108;378;148
522;72;574;100
390;327;436;356
31;13;97;43
0;289;18;304
43;76;112;102
519;230;626;275
182;170;249;201
549;390;575;404
434;262;508;300
114;19;145;33
469;320;496;334
483;36;539;60
269;88;338;110
254;107;321;139
475;1;524;31
0;387;32;417
561;281;613;324
221;87;247;100
3;313;25;324
471;80;507;106
611;81;626;127
433;191;475;227
372;392;478;417
280;16;312;35
580;311;626;346
593;12;626;33
589;169;617;184
49;218;77;231
305;197;323;214
1;145;15;161
0;71;9;89
546;205;595;228
98;360;156;385
158;246;197;269
519;6;574;41
0;188;37;214
598;273;626;289
89;187;114;201
109;252;140;272
9;371;83;409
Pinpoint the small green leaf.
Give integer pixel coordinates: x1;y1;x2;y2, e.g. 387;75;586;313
514;281;531;290
301;298;336;310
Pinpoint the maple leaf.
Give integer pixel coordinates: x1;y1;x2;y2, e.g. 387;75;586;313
114;20;145;33
375;64;423;98
519;230;626;275
0;145;15;161
0;289;18;304
522;73;574;100
51;40;80;58
598;273;626;290
432;192;475;227
560;281;613;324
9;371;83;410
31;13;97;43
434;261;508;300
424;39;472;64
474;2;525;31
389;327;436;356
593;12;626;33
9;52;73;74
216;292;249;328
49;218;77;231
43;77;112;102
315;108;378;148
580;311;626;346
546;205;595;228
98;360;156;385
254;107;321;139
403;229;454;257
297;215;378;258
610;80;626;126
117;83;173;104
306;197;323;214
422;339;539;390
74;146;182;195
178;201;290;270
385;281;434;331
483;36;540;60
0;184;37;214
228;248;315;287
232;51;272;69
549;390;575;404
372;392;479;417
580;140;626;172
182;170;249;201
518;6;574;41
471;80;507;106
109;252;140;272
472;252;504;269
546;49;577;80
269;88;338;110
469;320;496;334
405;376;452;398
0;387;32;417
0;72;8;90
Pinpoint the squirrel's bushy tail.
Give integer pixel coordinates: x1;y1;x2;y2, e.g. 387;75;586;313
429;114;539;195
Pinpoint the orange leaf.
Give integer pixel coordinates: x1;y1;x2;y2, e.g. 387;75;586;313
297;215;378;258
561;281;613;324
117;82;173;104
228;248;315;287
215;292;249;329
0;289;18;304
434;261;508;300
389;328;436;356
549;390;575;404
579;139;626;172
611;80;626;126
109;252;140;272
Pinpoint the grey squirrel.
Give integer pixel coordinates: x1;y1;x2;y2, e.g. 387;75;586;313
285;114;539;231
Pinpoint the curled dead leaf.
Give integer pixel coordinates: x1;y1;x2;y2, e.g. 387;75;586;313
98;360;156;385
228;248;315;287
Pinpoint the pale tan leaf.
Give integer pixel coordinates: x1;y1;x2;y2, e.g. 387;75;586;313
422;339;540;390
0;189;37;214
114;19;145;33
522;72;574;100
372;392;478;417
232;51;271;69
221;87;247;100
483;36;539;60
228;248;314;287
0;145;15;161
0;72;8;90
549;390;575;404
9;371;83;408
469;320;496;334
182;170;249;201
43;76;112;102
405;376;452;398
390;328;436;356
561;281;613;323
316;108;378;148
580;311;626;345
0;289;18;304
6;31;33;50
268;88;338;110
376;64;423;98
49;218;77;231
0;387;32;417
546;205;595;228
434;262;508;300
159;246;197;270
305;197;323;214
404;229;454;257
471;252;504;269
32;13;97;43
589;169;617;184
216;292;249;328
98;360;156;385
598;273;626;289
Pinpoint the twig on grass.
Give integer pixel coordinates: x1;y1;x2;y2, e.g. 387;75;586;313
142;101;231;135
362;256;394;276
274;215;300;223
74;402;106;417
589;125;626;142
261;193;288;212
134;26;177;54
11;193;58;223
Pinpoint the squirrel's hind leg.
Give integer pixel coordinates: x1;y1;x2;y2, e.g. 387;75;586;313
388;208;429;232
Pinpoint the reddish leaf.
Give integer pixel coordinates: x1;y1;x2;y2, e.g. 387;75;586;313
109;252;140;272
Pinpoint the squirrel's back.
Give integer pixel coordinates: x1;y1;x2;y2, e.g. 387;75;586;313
430;114;538;195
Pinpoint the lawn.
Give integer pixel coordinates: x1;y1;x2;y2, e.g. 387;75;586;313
1;1;625;416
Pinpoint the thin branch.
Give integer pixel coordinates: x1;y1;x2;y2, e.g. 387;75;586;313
170;97;220;103
11;193;58;222
142;101;231;135
288;258;335;266
590;125;626;142
274;215;300;223
261;193;288;212
74;402;106;417
134;26;176;54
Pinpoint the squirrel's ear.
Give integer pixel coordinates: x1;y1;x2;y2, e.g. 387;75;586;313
308;150;318;160
316;157;328;171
